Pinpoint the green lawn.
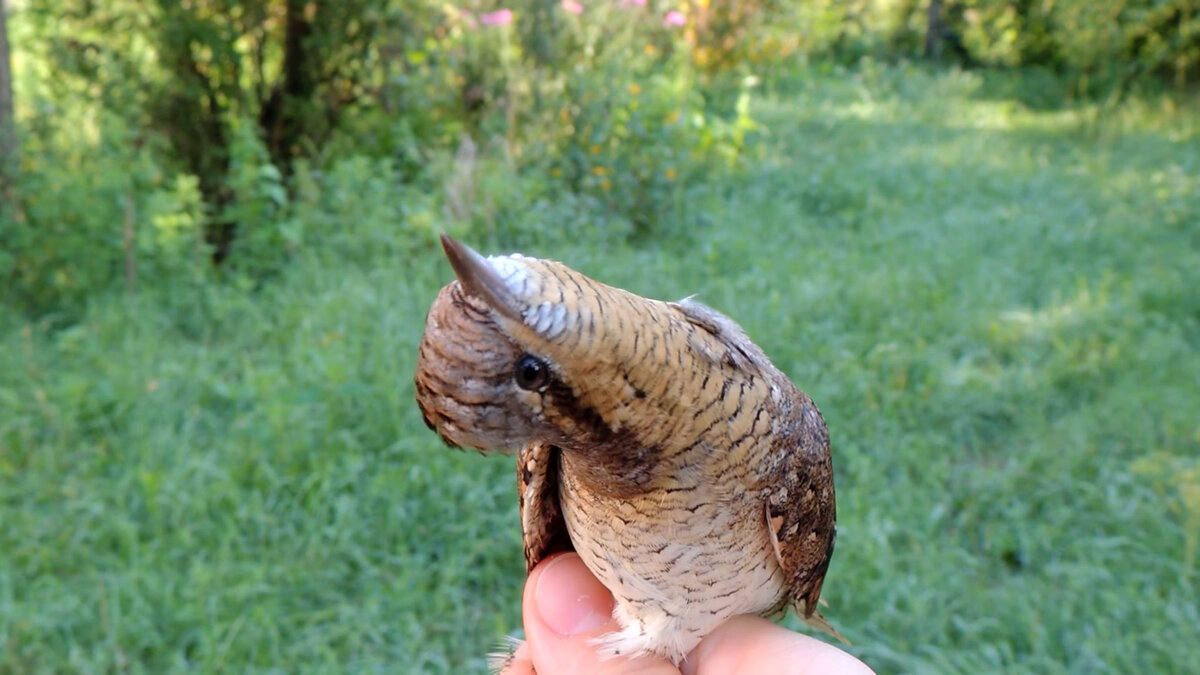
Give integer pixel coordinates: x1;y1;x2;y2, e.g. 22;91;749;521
2;66;1198;673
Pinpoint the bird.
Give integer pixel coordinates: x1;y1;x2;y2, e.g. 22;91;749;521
414;235;840;667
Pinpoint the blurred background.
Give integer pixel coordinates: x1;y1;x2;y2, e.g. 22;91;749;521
1;1;1197;672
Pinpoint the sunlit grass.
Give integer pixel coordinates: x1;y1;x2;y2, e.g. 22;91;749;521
2;66;1198;673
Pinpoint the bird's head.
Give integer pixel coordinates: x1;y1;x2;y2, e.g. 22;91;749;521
414;235;650;456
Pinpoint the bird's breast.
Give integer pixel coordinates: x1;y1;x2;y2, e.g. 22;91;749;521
558;461;787;663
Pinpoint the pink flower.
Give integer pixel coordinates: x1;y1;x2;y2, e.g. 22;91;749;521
480;8;513;25
561;0;583;14
663;10;686;27
620;0;646;5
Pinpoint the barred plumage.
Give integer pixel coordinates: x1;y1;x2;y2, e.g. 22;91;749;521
414;235;840;665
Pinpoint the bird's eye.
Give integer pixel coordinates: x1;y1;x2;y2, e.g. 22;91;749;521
514;354;550;391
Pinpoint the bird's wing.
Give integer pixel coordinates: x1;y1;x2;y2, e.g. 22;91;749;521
762;399;844;641
672;296;840;634
518;440;572;572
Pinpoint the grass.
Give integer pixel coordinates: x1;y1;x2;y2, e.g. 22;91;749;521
2;65;1198;673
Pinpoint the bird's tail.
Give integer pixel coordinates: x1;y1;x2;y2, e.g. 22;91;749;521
796;600;850;645
486;634;525;674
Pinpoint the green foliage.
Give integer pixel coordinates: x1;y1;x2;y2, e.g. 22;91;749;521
3;0;769;316
6;0;1196;317
398;1;762;243
287;156;437;265
0;108;206;318
220;117;292;280
953;0;1200;86
796;0;1200;96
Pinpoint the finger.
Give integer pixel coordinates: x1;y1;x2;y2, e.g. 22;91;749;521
523;553;679;675
682;615;874;675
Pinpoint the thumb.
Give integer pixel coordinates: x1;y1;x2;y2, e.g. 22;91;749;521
516;553;679;675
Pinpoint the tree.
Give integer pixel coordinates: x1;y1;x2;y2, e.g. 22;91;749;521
0;0;16;200
24;0;404;262
925;0;943;58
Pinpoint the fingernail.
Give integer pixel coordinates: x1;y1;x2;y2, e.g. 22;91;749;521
535;554;613;636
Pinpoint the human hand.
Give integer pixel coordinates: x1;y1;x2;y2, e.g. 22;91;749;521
499;553;875;675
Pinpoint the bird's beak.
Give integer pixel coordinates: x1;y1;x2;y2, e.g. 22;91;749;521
440;234;524;322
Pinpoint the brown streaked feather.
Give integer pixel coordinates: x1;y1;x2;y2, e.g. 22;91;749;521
670;298;771;372
517;441;572;572
763;393;844;642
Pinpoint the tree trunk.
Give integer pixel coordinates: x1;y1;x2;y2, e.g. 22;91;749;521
260;0;315;173
0;0;18;197
925;0;944;58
